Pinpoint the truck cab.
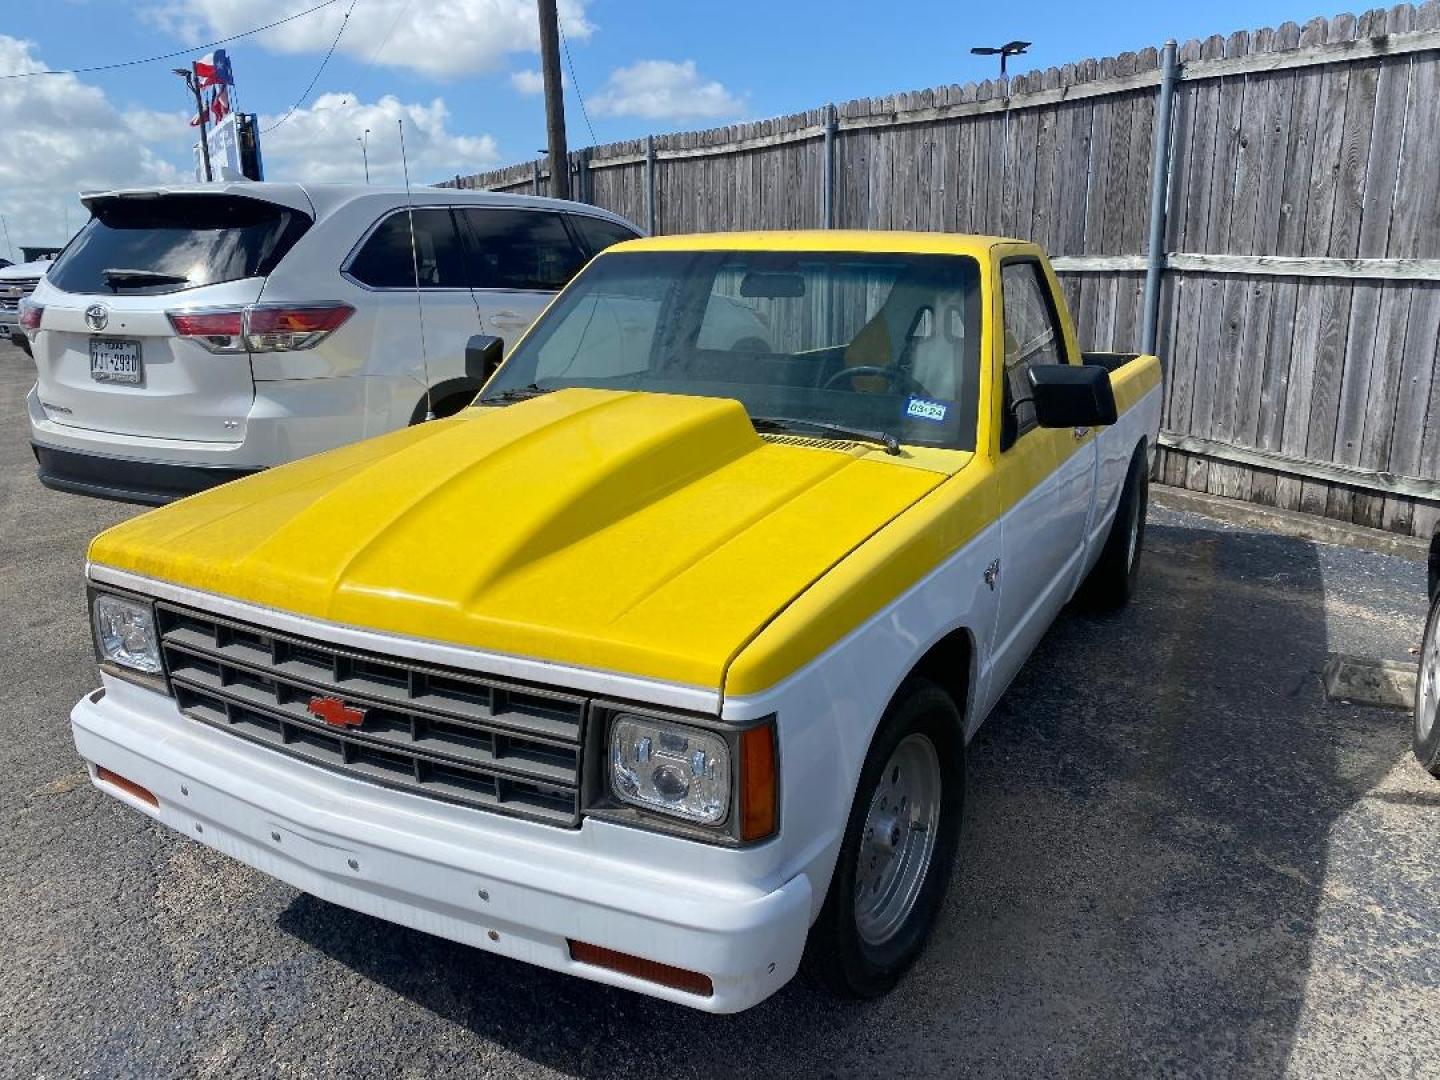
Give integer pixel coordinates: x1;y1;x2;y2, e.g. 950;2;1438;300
70;232;1162;1011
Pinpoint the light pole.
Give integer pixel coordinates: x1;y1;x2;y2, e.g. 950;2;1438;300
970;40;1032;78
173;66;213;181
357;129;371;184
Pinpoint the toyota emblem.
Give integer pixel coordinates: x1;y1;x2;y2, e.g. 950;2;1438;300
84;304;109;332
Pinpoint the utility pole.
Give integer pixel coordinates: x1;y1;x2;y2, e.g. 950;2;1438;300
174;65;213;181
357;129;371;183
537;0;570;199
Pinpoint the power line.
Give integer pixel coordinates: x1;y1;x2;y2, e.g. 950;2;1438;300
0;0;344;80
263;0;360;133
365;0;416;69
557;16;596;146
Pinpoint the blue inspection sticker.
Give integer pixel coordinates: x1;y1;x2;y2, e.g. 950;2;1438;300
905;397;949;423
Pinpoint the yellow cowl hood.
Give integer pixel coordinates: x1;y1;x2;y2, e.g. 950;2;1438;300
89;389;951;691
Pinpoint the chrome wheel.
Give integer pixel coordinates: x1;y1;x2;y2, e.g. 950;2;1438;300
1418;604;1439;744
854;733;942;946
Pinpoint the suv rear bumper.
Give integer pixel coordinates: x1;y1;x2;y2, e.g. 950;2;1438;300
70;681;811;1013
27;376;422;503
33;443;254;504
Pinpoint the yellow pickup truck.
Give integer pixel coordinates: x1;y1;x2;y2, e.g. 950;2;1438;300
71;231;1161;1012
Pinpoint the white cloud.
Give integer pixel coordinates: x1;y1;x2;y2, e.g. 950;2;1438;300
257;92;500;185
0;36;183;254
509;69;545;95
147;0;593;80
0;37;503;257
122;107;193;143
589;59;743;121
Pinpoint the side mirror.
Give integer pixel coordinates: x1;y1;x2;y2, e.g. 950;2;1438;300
1028;363;1117;428
465;334;504;383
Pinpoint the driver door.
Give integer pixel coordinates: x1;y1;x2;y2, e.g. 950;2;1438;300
984;258;1098;705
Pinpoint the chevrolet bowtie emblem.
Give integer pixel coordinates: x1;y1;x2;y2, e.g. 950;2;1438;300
308;695;366;729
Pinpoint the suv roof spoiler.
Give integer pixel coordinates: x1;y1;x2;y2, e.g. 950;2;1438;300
80;183;315;218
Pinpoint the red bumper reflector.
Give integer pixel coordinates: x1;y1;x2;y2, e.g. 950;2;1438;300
567;940;714;997
96;766;159;808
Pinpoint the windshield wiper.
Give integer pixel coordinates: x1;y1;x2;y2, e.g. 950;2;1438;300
102;268;189;291
478;383;554;406
751;415;901;455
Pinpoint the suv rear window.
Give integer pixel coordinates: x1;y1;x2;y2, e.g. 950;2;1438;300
47;194;310;296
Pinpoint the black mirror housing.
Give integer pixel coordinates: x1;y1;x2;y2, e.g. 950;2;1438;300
465;334;504;383
1028;363;1118;428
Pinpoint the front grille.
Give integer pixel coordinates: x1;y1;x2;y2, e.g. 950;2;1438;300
156;603;587;826
0;277;41;316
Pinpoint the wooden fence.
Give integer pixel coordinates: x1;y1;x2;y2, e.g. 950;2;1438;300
447;2;1440;539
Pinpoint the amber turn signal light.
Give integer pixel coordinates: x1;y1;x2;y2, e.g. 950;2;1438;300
95;766;159;808
739;723;777;842
567;940;714;997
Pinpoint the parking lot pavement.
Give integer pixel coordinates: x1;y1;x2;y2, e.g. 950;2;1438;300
1;339;1436;1078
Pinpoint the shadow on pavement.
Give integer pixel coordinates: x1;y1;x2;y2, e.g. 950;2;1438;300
280;518;1410;1077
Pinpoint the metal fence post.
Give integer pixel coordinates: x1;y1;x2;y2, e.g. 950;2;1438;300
644;135;657;234
822;103;837;228
1141;40;1180;358
532;158;541;196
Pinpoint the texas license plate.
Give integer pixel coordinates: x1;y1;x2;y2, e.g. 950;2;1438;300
90;339;142;384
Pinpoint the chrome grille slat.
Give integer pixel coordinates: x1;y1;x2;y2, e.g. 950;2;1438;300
156;603;585;826
160;623;582;742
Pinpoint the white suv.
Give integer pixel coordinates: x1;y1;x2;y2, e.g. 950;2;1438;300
24;182;641;503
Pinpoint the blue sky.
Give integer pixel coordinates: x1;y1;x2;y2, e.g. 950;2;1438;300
2;0;1348;253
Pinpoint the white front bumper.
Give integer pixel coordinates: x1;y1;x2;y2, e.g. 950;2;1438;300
70;681;811;1013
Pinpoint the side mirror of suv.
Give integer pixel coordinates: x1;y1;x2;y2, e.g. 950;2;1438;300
1028;363;1118;429
465;334;504;384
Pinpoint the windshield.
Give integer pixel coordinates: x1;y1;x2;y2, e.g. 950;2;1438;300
47;195;310;296
481;249;982;451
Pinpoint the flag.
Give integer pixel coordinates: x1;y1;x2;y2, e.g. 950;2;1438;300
194;49;234;89
188;85;231;127
209;85;231;124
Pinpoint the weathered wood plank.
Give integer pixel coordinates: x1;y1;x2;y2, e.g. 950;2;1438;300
1158;430;1440;498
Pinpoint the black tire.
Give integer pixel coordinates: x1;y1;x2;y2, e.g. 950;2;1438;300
1414;591;1440;778
1077;444;1149;610
803;677;964;999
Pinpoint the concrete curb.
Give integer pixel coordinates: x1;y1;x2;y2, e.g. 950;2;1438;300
1151;484;1430;563
1322;654;1418;711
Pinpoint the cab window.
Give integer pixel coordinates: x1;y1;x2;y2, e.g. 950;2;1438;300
999;260;1067;447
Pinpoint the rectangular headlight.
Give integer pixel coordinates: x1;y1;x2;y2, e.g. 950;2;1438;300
609;713;730;826
92;593;162;676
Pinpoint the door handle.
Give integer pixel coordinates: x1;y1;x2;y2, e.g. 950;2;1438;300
1073;426;1091;440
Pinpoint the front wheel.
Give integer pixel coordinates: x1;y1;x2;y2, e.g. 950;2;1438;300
803;677;964;998
1414;592;1440;778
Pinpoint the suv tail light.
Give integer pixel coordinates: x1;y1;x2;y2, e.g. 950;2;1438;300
167;303;354;354
18;299;43;332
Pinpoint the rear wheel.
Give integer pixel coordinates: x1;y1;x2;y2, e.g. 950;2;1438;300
1078;445;1148;610
1414;592;1440;777
803;677;964;998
